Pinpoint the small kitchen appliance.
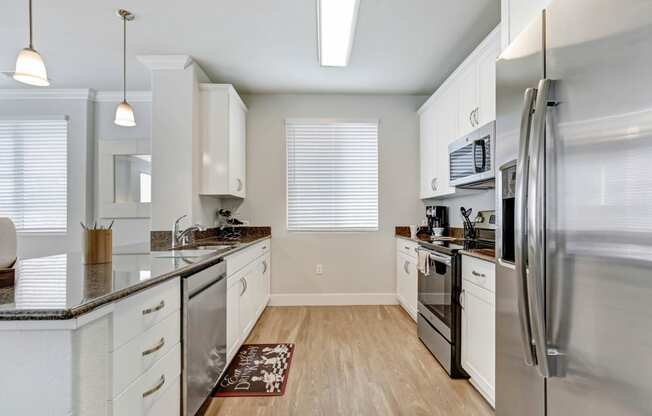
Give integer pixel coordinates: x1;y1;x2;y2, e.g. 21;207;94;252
425;206;448;237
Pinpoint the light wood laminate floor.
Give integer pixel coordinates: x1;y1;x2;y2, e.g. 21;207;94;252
202;305;494;416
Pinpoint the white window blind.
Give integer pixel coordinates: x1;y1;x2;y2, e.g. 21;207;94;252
287;119;379;231
0;119;68;233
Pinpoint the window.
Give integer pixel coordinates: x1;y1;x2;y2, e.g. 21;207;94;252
286;119;379;231
0;118;68;233
139;172;151;203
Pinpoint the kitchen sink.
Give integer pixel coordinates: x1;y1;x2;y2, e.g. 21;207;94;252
152;249;218;259
194;245;235;250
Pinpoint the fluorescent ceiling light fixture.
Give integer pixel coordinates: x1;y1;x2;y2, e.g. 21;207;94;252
318;0;360;67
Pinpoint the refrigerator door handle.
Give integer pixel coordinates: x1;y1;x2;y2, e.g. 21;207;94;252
527;78;561;378
515;87;538;367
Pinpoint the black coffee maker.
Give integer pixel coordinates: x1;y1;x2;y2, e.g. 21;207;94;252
425;206;448;236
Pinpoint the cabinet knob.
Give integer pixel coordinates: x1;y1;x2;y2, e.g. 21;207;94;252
403;260;410;274
431;178;438;191
236;178;243;192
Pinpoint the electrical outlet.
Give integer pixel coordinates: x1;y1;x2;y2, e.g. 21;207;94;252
316;264;323;275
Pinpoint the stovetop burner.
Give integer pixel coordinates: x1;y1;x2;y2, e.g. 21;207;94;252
418;237;495;255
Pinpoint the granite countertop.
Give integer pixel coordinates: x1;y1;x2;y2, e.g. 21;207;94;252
460;249;496;263
0;233;270;321
395;226;496;262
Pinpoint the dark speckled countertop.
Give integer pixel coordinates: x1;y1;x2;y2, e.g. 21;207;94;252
0;233;270;321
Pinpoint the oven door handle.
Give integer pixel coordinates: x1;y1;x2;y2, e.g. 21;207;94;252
427;252;451;266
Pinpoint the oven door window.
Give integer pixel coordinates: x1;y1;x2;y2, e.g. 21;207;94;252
418;257;453;328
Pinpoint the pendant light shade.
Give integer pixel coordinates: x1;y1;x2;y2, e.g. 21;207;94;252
114;9;136;127
13;47;49;86
13;0;49;87
114;100;136;127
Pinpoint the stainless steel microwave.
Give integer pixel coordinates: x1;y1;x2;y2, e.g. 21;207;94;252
448;121;495;188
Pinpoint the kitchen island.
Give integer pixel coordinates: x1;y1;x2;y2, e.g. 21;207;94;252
0;230;271;416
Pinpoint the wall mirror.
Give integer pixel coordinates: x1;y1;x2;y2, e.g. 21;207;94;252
99;140;151;218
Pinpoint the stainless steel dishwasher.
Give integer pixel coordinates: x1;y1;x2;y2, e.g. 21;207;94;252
181;259;227;416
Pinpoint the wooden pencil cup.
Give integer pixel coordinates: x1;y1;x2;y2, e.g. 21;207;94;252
83;229;112;264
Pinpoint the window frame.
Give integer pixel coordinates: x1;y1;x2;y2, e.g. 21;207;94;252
285;118;380;233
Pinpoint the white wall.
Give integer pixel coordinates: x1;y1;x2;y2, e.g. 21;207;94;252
94;100;152;246
237;94;424;300
423;190;495;228
0;94;94;259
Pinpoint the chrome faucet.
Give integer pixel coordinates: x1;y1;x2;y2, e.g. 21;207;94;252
172;215;205;249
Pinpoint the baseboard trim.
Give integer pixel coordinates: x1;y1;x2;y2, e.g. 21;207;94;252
269;293;399;306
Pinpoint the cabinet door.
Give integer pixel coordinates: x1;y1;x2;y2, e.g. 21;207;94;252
239;271;253;337
396;252;417;321
461;281;495;405
262;253;271;304
457;63;479;136
228;98;246;198
226;277;243;359
434;86;458;197
477;39;500;127
419;104;438;199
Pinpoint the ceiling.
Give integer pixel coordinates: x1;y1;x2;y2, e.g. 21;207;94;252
0;0;500;94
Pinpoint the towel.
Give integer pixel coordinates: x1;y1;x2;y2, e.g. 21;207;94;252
417;249;429;275
0;218;17;268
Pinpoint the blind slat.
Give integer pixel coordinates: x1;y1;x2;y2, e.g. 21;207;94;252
286;120;378;232
0;119;68;233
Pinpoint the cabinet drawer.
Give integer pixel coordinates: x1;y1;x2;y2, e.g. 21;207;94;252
113;278;181;349
462;255;495;293
226;239;270;276
396;238;419;259
112;309;181;397
111;343;181;416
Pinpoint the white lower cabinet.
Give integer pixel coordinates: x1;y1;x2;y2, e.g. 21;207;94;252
395;238;418;321
460;255;495;407
111;343;181;416
225;239;271;362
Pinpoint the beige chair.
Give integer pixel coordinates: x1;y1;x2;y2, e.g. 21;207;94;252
0;217;17;268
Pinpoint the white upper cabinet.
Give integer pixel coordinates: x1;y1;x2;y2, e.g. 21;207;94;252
435;85;458;197
419;104;438;199
457;62;480;137
477;36;501;126
199;84;247;198
418;25;500;200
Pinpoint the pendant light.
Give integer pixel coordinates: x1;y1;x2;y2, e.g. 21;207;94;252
13;0;50;86
114;9;136;127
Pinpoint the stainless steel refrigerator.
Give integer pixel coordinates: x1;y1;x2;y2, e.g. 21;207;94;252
495;0;652;415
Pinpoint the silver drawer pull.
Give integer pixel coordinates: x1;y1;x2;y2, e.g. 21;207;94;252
142;300;165;315
142;337;165;357
471;270;486;278
142;375;165;398
262;260;268;274
262;245;267;250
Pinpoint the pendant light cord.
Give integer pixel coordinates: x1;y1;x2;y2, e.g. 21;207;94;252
123;15;127;103
28;0;33;49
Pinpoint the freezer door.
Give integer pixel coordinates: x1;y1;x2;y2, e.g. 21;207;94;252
495;12;546;416
545;0;652;415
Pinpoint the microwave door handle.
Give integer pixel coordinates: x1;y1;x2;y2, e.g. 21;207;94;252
515;87;537;367
474;140;487;173
527;78;560;378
